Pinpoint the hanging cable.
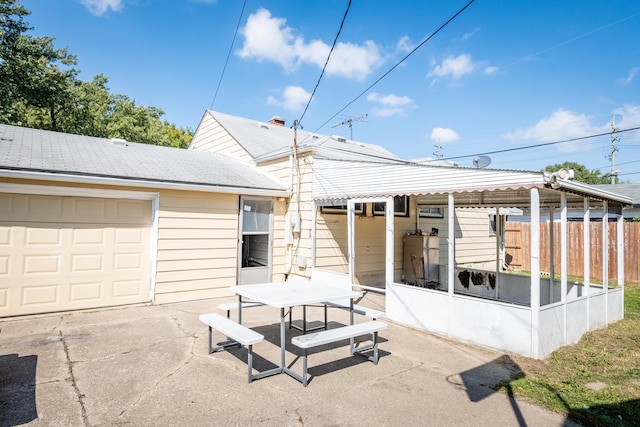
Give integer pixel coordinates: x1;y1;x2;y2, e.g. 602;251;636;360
439;126;640;162
297;0;352;126
304;0;476;138
210;0;247;109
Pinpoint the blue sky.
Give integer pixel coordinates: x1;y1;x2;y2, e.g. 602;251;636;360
21;0;640;180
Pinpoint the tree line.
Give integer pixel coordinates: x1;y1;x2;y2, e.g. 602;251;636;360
0;0;192;148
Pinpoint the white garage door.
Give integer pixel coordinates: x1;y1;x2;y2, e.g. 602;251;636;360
0;192;153;317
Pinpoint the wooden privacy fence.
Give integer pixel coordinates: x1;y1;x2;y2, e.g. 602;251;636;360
504;221;640;284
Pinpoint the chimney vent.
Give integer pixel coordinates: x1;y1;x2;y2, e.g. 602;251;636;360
269;116;285;127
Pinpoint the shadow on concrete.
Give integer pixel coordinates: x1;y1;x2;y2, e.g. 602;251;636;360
453;355;528;426
0;353;38;426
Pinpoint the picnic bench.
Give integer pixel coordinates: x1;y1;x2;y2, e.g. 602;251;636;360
291;320;388;386
199;313;264;383
217;301;265;320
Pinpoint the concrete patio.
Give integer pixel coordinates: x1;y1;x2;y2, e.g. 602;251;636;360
0;293;579;426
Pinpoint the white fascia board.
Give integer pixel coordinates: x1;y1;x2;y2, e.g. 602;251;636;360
0;169;289;198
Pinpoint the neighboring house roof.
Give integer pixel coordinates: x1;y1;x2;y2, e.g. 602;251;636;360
593;184;640;208
312;158;633;208
202;110;401;163
0;124;288;196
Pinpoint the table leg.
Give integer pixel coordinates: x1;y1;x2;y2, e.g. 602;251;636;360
350;298;355;353
280;307;286;369
238;295;243;324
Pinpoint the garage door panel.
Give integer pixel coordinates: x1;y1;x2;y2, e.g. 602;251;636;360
0;193;152;317
24;255;61;274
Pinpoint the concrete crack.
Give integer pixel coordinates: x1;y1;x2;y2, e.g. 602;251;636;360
60;330;89;426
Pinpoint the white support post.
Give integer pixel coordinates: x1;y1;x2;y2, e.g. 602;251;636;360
447;194;455;298
560;193;568;344
311;201;317;269
530;188;541;359
495;207;500;299
447;193;455;337
602;202;609;325
549;206;555;303
617;211;625;311
385;197;395;291
584;198;591;329
347;200;356;285
617;213;624;286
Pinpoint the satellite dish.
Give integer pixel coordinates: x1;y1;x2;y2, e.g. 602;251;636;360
473;155;492;168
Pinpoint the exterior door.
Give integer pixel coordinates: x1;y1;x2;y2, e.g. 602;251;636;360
237;197;273;285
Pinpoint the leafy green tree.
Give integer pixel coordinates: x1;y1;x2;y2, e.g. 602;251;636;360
1;0;193;147
0;0;78;128
163;121;193;148
544;161;614;184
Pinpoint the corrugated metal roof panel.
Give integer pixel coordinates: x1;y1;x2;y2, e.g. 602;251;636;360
312;159;632;206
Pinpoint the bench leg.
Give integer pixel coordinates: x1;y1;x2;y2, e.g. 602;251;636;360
352;331;380;364
301;349;308;387
247;344;254;383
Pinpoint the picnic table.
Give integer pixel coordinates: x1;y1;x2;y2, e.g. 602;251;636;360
230;281;362;384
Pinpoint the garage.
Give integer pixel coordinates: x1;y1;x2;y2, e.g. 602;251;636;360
0;192;153;317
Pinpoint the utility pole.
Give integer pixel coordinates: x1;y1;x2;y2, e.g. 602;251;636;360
610;114;619;184
433;139;442;159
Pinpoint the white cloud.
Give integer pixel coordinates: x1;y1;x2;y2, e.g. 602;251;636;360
266;85;310;112
427;54;475;79
612;105;640;142
367;92;414;117
430;127;460;143
458;28;479;42
396;36;413;54
79;0;122;16
618;67;639;85
504;109;594;144
238;8;382;80
484;65;499;75
503;109;607;153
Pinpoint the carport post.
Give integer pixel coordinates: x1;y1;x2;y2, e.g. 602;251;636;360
530;188;541;359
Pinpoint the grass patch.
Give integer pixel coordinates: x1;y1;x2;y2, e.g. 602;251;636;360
498;284;640;426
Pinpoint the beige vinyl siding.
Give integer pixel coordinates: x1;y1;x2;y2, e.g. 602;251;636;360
154;191;239;304
453;207;497;269
189;113;253;161
315;197;420;285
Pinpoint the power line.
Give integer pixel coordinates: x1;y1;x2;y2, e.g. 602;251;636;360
440;126;640;162
210;0;247;109
297;0;352;126
304;0;477;138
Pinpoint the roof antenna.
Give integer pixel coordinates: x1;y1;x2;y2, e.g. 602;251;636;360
331;113;368;140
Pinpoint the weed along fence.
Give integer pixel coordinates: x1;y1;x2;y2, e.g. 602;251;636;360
505;221;640;284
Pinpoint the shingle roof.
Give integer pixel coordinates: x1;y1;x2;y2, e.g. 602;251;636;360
206;110;401;162
593;184;640;207
0;124;288;194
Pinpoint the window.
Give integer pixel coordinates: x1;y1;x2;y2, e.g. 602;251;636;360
489;214;497;236
373;195;409;217
320;203;365;215
419;206;443;218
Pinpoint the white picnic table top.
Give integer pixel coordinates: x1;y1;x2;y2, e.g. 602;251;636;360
230;281;362;308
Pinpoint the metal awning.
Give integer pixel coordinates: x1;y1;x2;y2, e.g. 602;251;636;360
312;159;632;208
